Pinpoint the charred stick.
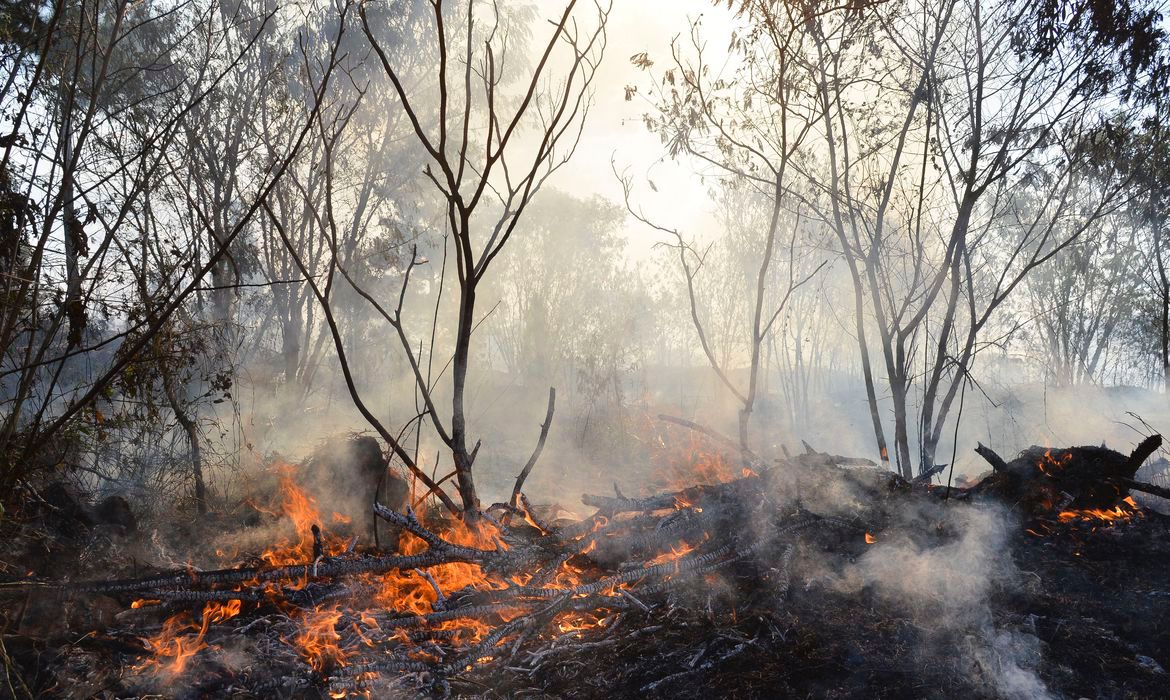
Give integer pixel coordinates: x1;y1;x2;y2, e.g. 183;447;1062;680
311;524;323;560
507;543;735;600
379;602;535;630
640;640;752;693
61;548;493;595
975;443;1012;475
508;388;556;516
284;582;378;608
914;462;947;484
775;544;795;599
619;588;651;612
634;540;767;597
444;592;576;676
795;443;877;467
519;493;555;534
414;568;447;610
583;468;767;515
152;589;265;604
374;504;446;549
457;544;732;607
530;550;575;588
330;658;434;679
1112;477;1170;501
1125;435;1163;474
581;492;677;512
552;511;613;540
605;510;709;554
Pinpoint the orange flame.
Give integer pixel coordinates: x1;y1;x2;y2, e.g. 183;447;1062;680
139;600;241;675
137;465;617;679
646;540;698;567
1037;449;1072;476
650;432;753;492
1057;496;1141;524
294;607;346;672
255;462;348;568
554;611;608;635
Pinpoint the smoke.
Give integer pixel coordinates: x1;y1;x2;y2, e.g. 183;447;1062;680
833;502;1052;699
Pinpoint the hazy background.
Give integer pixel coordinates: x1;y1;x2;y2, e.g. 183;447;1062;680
2;0;1168;517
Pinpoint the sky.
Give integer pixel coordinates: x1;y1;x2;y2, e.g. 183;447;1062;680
538;0;738;257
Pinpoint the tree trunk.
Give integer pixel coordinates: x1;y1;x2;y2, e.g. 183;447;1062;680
162;363;206;514
890;372;913;480
1155;227;1169;392
451;276;479;514
60;94;84;348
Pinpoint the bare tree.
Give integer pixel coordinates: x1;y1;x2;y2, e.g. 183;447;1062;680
620;7;826;456
0;0;347;501
272;0;610;516
791;0;1141;476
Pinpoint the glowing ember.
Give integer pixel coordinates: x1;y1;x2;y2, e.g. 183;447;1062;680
646;540;699;567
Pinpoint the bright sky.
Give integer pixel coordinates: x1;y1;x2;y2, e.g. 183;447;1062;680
540;0;738;257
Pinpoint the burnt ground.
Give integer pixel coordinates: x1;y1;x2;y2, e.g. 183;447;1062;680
447;510;1170;699
1;469;1168;699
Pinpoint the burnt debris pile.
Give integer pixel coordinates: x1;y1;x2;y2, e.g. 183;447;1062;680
2;436;1168;698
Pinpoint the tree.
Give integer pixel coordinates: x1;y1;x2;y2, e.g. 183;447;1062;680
0;0;347;503
621;8;826;456
776;0;1146;476
272;0;611;516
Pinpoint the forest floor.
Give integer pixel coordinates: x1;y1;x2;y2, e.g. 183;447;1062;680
1;446;1169;699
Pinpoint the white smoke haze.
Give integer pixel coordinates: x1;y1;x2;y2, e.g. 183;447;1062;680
2;0;1168;695
831;502;1052;699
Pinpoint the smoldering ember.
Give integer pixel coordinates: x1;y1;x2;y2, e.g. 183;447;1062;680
2;1;1170;699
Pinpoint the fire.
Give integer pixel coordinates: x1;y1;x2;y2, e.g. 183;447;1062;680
250;462;348;568
646;540;698;567
139;463;349;675
522;508;547;532
865;532;876;544
136;464;636;684
140;613;207;674
295;607;346;672
139;600;241;675
650;432;753;491
205;598;243;622
555;611;608;635
1057;496;1141;524
1037;449;1073;476
365;516;518;647
373;518;508;618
